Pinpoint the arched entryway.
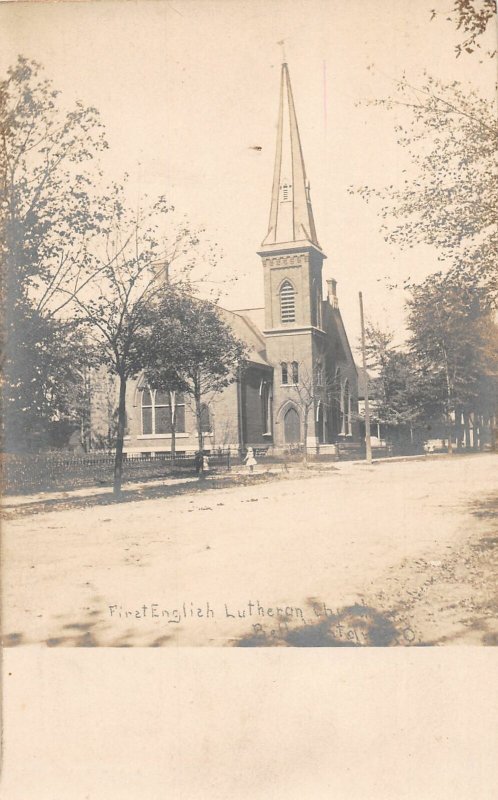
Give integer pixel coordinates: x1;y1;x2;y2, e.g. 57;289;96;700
284;407;300;443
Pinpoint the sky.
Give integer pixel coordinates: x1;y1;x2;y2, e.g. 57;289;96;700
1;0;496;346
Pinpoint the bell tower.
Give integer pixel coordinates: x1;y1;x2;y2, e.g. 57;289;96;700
258;62;327;448
258;62;326;333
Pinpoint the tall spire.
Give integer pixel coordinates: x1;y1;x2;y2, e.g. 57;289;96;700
262;63;319;249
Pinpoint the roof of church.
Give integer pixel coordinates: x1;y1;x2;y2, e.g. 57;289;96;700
261;62;320;251
218;307;271;367
231;307;265;331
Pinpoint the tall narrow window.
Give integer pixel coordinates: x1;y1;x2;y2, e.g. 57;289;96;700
341;380;351;436
291;361;299;384
200;403;211;433
281;362;288;385
141;389;153;435
155;390;170;434
261;381;272;435
280;281;296;323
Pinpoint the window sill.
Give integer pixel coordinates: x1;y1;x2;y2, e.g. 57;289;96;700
137;433;190;439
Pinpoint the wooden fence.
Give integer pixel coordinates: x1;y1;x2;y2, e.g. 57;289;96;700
2;451;235;495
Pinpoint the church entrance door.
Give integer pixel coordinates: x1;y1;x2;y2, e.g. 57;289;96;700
284;407;300;444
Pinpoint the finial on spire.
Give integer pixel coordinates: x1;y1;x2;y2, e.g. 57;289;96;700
277;39;287;63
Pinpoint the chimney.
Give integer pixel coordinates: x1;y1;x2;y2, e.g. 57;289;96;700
326;278;338;308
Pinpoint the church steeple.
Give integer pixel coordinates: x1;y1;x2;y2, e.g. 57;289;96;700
262;62;319;249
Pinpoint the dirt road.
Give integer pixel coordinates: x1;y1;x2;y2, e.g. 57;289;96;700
3;454;498;646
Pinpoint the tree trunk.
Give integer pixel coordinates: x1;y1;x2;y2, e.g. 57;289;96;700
463;412;471;450
438;329;453;455
169;390;176;465
302;407;309;464
194;383;204;477
171;422;176;463
473;413;480;451
113;374;127;498
195;392;204;452
446;414;453;455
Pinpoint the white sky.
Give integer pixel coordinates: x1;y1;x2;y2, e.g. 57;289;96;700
1;0;496;346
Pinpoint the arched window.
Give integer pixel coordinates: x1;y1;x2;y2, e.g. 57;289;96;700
281;362;288;385
141;390;186;435
291;361;299;384
284;407;300;444
341;380;352;436
200;403;211;433
316;362;323;387
330;368;341;437
280;281;296;323
260;380;272;435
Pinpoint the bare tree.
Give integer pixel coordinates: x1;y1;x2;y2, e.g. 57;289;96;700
61;191;200;497
287;360;338;463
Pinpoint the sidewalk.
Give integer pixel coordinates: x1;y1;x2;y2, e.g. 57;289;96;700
2;465;285;510
2;451;467;512
2;474;200;509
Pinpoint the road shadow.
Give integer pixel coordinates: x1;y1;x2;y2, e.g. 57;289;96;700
2;613;176;648
235;602;416;647
467;491;498;522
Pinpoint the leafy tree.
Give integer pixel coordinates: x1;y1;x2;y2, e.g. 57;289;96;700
430;0;497;58
363;324;418;432
406;270;498;451
355;74;497;306
1;56;107;450
140;293;247;466
3;309;95;451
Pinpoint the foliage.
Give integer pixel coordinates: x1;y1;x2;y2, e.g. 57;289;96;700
363;325;418;428
1;56;108;310
1;56;107;450
430;0;497;58
2;305;96;451
355;74;498;305
406;270;498;429
364;271;498;448
64;187;200;495
140;293;248;454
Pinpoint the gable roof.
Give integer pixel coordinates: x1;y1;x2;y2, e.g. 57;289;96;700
218;307;271;368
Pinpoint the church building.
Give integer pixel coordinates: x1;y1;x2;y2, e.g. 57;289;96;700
93;63;359;455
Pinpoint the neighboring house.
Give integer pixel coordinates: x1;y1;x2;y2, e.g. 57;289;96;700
91;62;359;455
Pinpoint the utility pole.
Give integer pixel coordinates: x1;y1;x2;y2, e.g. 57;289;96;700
359;292;372;465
